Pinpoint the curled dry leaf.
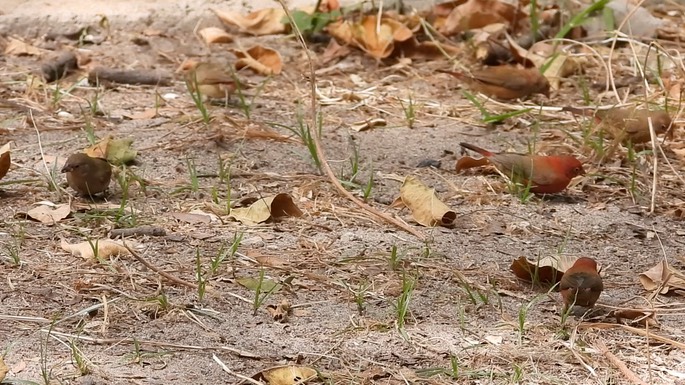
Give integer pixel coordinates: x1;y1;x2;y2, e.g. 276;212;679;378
236;276;282;294
439;0;519;36
253;365;318;385
610;309;658;327
266;298;291;323
0;356;6;382
232;45;282;75
399;175;456;227
0;142;11;181
84;135;137;165
60;238;130;260
213;8;287;36
198;27;234;44
5;37;43;56
349;118;387;132
510;255;586;286
639;260;685;294
327;15;414;60
229;193;303;225
25;202;71;224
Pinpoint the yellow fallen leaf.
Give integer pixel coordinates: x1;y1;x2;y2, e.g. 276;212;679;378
399;176;456;227
510;256;588;285
0;142;10;181
213;8;287;36
232;45;283;75
229;193;302;225
26;202;71;224
60;238;130;260
4;37;43;56
198;27;234;44
253;365;317;385
639;260;685;294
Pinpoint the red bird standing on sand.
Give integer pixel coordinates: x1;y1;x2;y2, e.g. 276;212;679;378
438;66;550;100
559;257;603;311
458;142;585;194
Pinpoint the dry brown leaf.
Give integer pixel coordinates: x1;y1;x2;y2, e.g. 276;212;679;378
0;356;7;382
83;135;136;165
455;155;490;172
84;135;111;159
265;298;291;323
510;255;582;285
229;193;303;225
60;238;130;260
439;0;518;36
123;108;158;120
0;142;10;181
396;38;461;59
255;255;288;268
232;45;282;75
26;202;71;224
253;365;317;385
639;260;685;294
321;38;351;64
198;27;234;44
328;15;414;60
610;309;658;327
213;8;287;36
349;118;387;132
399;175;456;227
5;37;42;56
170;212;212;224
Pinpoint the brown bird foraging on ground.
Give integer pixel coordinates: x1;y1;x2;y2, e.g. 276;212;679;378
458;142;585;194
61;153;112;196
180;60;243;100
563;106;673;144
560;257;603;312
438;66;550;100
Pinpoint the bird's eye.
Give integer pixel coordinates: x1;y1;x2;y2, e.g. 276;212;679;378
573;167;580;173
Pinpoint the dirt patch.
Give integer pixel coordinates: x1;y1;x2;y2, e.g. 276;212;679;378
2;1;685;385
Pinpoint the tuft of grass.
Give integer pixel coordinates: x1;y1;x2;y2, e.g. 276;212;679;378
185;72;211;124
209;233;243;276
69;339;90;375
399;95;418;128
251;269;280;315
195;248;207;303
394;271;416;339
517;294;545;344
270;108;322;170
462;91;532;124
186;156;200;193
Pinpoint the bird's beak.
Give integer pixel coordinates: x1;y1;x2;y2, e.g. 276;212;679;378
579;165;587;175
61;164;73;173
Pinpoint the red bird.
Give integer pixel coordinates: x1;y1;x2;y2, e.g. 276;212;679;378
560;257;603;311
438;66;550;100
458;143;585;194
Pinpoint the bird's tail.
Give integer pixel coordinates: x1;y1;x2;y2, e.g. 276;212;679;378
459;142;494;157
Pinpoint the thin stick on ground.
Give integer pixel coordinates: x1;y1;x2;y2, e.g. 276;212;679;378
122;242;198;290
594;339;649;385
276;0;425;241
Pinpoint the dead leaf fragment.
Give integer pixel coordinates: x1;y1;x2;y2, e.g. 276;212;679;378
639;260;685;294
0;356;7;382
253;365;318;385
229;193;302;225
399;175;456;227
198;27;234;44
328;15;414;60
236;276;282;294
266;298;291;323
510;256;583;285
232;45;282;75
60;238;130;260
439;0;519;36
26;202;71;224
0;142;10;181
213;8;287;36
5;37;42;56
610;309;658;327
84;135;137;165
349;118;387;132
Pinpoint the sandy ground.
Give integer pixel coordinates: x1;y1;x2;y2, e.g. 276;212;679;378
2;1;685;385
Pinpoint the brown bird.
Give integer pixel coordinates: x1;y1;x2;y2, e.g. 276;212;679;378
180;60;243;100
438;66;550;100
564;106;672;144
459;142;585;194
61;153;112;196
560;257;603;312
